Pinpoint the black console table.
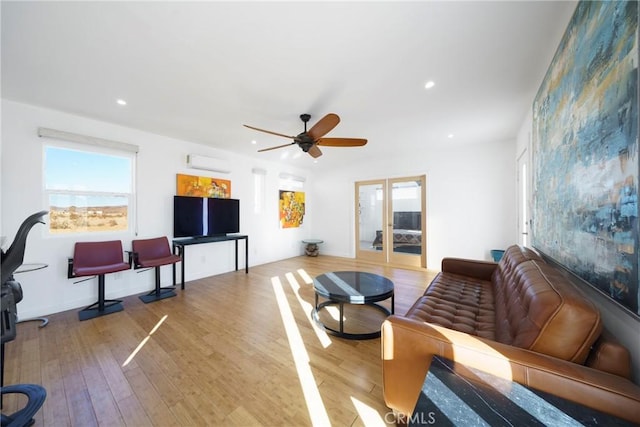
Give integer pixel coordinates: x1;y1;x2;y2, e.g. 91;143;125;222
172;235;248;289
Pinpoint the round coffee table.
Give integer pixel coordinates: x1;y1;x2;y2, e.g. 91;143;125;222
312;271;394;339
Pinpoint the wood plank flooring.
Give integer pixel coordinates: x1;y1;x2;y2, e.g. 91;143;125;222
2;255;436;426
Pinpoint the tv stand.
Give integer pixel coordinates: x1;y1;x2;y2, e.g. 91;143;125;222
172;235;248;289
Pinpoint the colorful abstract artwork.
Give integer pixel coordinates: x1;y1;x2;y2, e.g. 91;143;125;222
176;174;231;198
279;190;305;228
532;1;639;316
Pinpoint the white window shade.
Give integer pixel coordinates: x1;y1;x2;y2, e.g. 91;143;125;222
38;127;139;153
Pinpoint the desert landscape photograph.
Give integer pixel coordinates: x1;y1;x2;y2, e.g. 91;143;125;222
48;205;128;233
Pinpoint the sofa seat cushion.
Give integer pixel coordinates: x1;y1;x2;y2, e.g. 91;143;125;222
424;273;495;308
405;273;496;339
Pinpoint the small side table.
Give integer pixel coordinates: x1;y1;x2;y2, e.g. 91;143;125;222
302;239;323;257
14;263;49;327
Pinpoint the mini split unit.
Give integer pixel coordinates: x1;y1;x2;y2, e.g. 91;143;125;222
186;154;230;174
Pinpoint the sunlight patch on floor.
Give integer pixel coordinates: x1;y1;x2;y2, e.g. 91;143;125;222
122;314;168;367
324;305;341;321
297;268;313;285
272;276;331;426
351;396;387;427
435;325;513;380
285;271;332;348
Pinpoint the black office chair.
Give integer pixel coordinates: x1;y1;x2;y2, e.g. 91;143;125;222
1;211;48;426
1;211;48;287
68;240;131;321
0;384;47;427
131;237;181;303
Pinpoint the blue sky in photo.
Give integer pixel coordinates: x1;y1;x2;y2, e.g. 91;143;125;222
46;146;131;207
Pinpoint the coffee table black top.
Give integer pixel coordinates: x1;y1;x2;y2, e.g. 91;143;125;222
313;271;394;304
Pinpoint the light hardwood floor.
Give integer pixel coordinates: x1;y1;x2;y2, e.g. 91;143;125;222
2;255;436;426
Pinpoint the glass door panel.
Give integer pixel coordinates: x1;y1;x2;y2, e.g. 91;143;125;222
356;176;426;268
355;180;386;262
389;176;426;268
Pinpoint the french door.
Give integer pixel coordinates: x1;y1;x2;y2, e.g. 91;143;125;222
355;175;426;268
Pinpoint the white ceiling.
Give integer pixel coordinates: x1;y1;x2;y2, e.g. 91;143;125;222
2;1;577;171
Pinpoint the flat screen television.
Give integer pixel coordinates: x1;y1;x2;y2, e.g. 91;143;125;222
207;197;240;236
173;196;204;238
173;196;240;238
393;211;421;230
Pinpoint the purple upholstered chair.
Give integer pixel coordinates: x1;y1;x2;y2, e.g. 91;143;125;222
131;237;181;303
68;240;131;321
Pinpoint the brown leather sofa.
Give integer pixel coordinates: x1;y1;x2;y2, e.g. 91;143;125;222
381;245;640;424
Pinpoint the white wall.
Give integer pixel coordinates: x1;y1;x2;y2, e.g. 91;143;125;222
1;99;311;319
312;140;518;268
2;99;518;320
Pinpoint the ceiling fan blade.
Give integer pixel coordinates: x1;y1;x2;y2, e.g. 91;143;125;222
257;142;296;152
243;124;296;139
307;113;340;141
316;137;367;147
307;144;323;158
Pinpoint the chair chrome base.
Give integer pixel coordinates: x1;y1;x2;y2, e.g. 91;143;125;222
139;287;176;303
78;300;123;321
17;317;49;327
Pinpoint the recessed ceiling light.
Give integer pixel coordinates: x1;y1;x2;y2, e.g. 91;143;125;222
116;99;127;106
424;81;435;89
251;140;257;145
448;134;454;138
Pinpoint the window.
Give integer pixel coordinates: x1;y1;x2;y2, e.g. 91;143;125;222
252;168;266;214
45;144;135;235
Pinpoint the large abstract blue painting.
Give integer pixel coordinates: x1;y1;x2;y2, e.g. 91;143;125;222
532;1;639;317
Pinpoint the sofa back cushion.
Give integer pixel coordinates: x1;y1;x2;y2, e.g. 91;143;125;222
492;245;544;333
494;260;602;363
491;245;544;288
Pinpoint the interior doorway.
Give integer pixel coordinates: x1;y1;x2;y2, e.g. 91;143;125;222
355;175;426;268
517;149;529;247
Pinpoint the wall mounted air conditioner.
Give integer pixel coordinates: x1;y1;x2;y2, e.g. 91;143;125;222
186;154;230;174
279;172;306;182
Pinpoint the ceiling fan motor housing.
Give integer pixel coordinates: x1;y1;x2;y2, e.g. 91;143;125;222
299;142;313;152
296;133;314;152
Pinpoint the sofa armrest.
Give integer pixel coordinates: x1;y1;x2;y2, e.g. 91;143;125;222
381;316;640;424
440;257;496;281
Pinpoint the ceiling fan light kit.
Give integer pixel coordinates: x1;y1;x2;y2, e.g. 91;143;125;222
243;113;367;158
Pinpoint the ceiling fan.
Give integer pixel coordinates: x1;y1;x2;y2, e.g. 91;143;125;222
243;113;367;158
